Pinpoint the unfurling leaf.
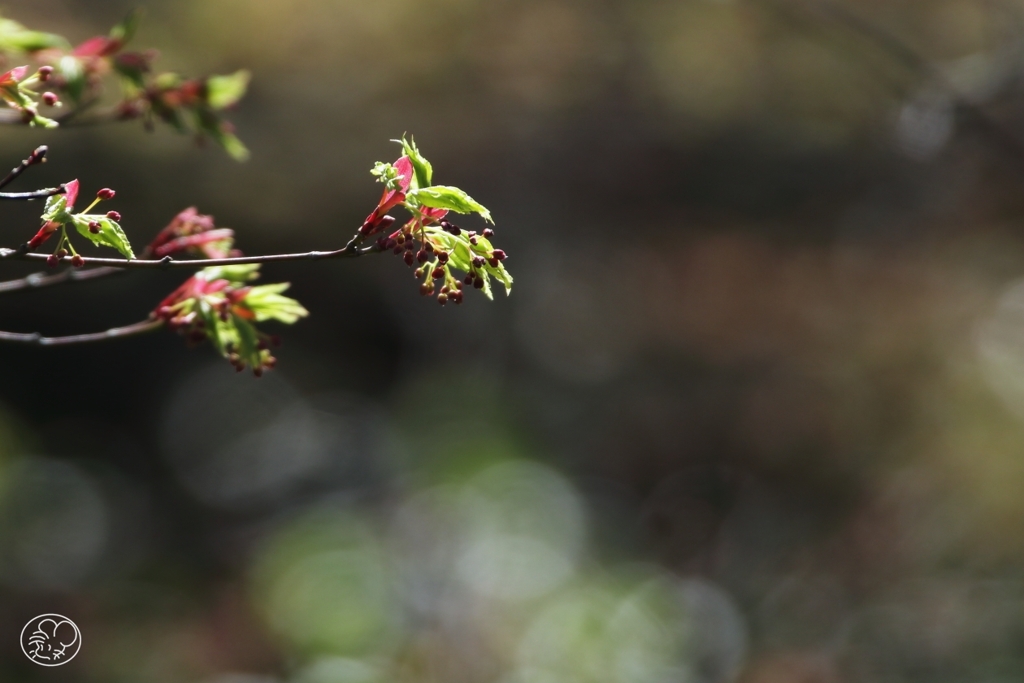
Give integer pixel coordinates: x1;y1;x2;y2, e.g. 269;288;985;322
397;136;433;190
206;69;250;110
408;186;493;223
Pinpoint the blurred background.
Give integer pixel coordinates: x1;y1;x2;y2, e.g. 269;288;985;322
4;0;1024;681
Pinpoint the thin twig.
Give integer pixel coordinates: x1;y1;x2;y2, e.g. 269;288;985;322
0;146;48;190
0;265;121;294
0;317;163;346
0;241;377;270
0;186;66;201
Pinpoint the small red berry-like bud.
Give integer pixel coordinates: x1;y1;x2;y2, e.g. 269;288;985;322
472;256;485;268
483;228;495;238
488;258;499;268
37;66;53;81
470;236;478;245
71;254;85;268
42;91;59;107
441;286;450;295
432;267;445;279
97;188;116;200
474;277;484;289
416;250;429;264
437;251;449;264
451;290;464;304
437;292;448;305
491;249;507;261
414;267;424;278
253;367;264;378
46;254;59;268
403;251;415;266
106;210;121;221
449;225;462;236
396;233;406;245
57;248;68;258
455;281;463;290
420;282;434;296
88;221;100;234
424;242;434;254
440;220;452;231
464;274;474;285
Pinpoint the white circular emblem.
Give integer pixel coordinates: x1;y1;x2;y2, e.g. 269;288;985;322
20;614;81;666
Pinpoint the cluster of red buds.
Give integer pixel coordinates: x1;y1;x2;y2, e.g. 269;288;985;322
376;219;509;305
144;207;238;259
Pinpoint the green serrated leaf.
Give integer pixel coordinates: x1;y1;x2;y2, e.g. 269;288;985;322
397;136;432;190
73;215;135;259
206;69;250;110
41;194;71;224
243;283;309;324
408;186;493;223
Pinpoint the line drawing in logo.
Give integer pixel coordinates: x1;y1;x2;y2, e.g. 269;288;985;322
20;614;81;666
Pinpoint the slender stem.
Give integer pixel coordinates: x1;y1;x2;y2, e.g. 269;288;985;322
0;318;163;346
0;265;121;294
0;186;65;201
0;241;377;270
0;146;48;190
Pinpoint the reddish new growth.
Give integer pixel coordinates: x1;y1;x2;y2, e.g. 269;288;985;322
145;207;238;259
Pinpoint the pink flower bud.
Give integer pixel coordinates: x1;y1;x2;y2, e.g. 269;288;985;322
88;221;100;234
37;66;53;82
42;91;59;107
97;188;116;200
46;253;59;268
483;228;495;238
71;254;85;268
106;210;121;221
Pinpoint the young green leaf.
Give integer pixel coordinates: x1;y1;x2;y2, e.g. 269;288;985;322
242;283;309;324
0;17;69;52
407;186;493;223
397;136;433;190
206;70;251;110
72;215;135;259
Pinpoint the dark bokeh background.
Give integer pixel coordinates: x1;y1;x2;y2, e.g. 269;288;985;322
5;0;1024;681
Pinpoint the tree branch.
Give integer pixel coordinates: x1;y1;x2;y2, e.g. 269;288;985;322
0;265;121;293
0;240;377;270
0;317;163;346
0;145;48;190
